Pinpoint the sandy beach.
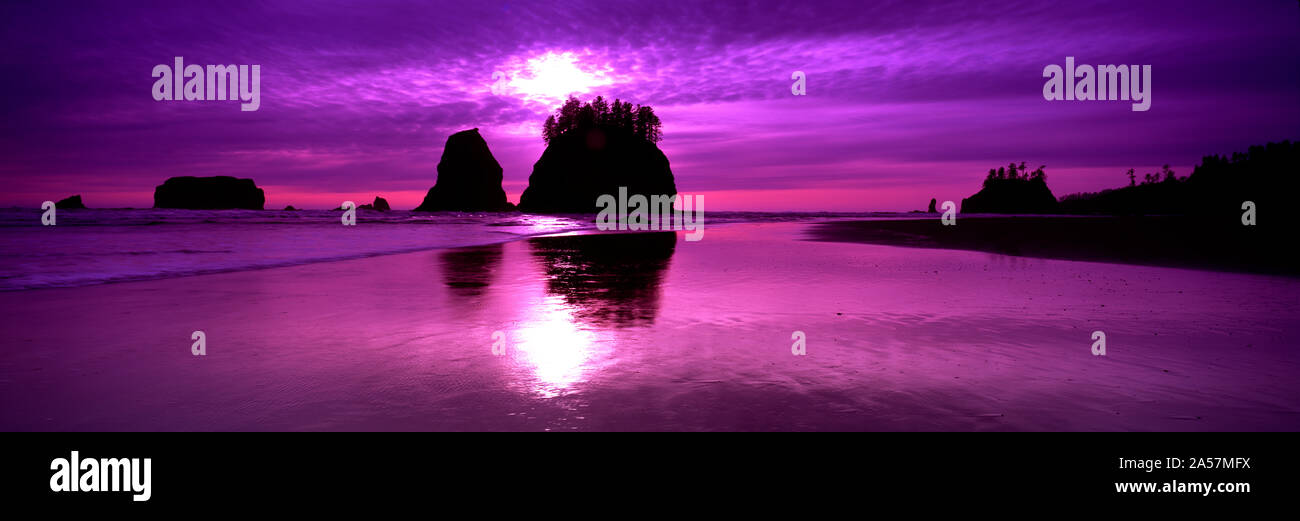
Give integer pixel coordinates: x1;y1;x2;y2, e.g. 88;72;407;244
2;221;1298;431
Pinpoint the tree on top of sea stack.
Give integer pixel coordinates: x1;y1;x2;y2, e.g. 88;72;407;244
541;96;663;145
960;162;1059;214
520;96;676;213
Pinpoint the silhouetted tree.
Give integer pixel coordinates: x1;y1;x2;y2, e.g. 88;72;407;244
965;161;1058;213
611;99;633;129
592;95;610;124
554;96;582;138
1029;165;1046;182
541;96;663;144
635;105;662;143
543;115;558;144
985;162;1045;186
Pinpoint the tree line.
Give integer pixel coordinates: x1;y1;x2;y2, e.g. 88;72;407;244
982;161;1047;187
543;95;663;144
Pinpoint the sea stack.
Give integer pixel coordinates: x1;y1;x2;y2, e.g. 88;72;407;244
961;178;1058;214
154;176;265;210
357;196;391;211
414;129;514;212
56;195;86;209
519;127;676;213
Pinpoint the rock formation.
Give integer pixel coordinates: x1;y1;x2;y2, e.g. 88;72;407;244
153;176;265;210
518;126;676;213
414;129;513;212
56;195;86;209
357;196;390;211
961;178;1058;214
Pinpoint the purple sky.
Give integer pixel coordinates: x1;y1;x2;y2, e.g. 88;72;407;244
2;0;1296;211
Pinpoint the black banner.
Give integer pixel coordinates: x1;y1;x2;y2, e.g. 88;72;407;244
2;433;1291;510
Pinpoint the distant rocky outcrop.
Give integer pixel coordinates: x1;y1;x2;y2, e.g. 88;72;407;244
414;129;514;212
56;195;86;209
357;196;391;211
962;177;1058;214
283;205;298;211
154;176;265;210
928;198;937;213
519;126;676;213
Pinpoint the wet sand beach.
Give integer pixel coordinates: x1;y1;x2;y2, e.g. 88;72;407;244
2;222;1298;431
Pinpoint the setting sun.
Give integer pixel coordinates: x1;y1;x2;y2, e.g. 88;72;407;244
504;51;614;105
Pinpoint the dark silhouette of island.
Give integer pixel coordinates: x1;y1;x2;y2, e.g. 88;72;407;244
357;196;391;211
414;128;514;212
153;176;265;210
927;198;937;213
1058;165;1186;215
812;141;1298;275
528;231;676;327
519;96;676;213
961;163;1057;214
55;195;85;209
957;141;1297;220
1059;141;1297;222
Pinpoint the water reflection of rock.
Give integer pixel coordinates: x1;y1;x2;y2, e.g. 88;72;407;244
528;232;676;327
438;243;504;297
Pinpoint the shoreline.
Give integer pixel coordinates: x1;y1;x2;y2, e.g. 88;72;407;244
806;216;1298;276
0;216;793;292
6;214;1294;295
3;222;1299;431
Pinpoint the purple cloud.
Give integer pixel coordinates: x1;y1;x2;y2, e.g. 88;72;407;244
1;0;1296;210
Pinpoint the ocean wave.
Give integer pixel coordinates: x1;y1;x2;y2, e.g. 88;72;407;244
0;209;896;290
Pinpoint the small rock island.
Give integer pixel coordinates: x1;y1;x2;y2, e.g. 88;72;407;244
518;97;677;214
414;129;514;212
153;176;265;210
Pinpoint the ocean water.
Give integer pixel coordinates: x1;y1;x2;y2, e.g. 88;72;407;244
0;208;887;291
3;221;1298;430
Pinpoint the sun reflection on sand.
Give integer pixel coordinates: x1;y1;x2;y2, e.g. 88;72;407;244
512;295;602;398
503;232;676;398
